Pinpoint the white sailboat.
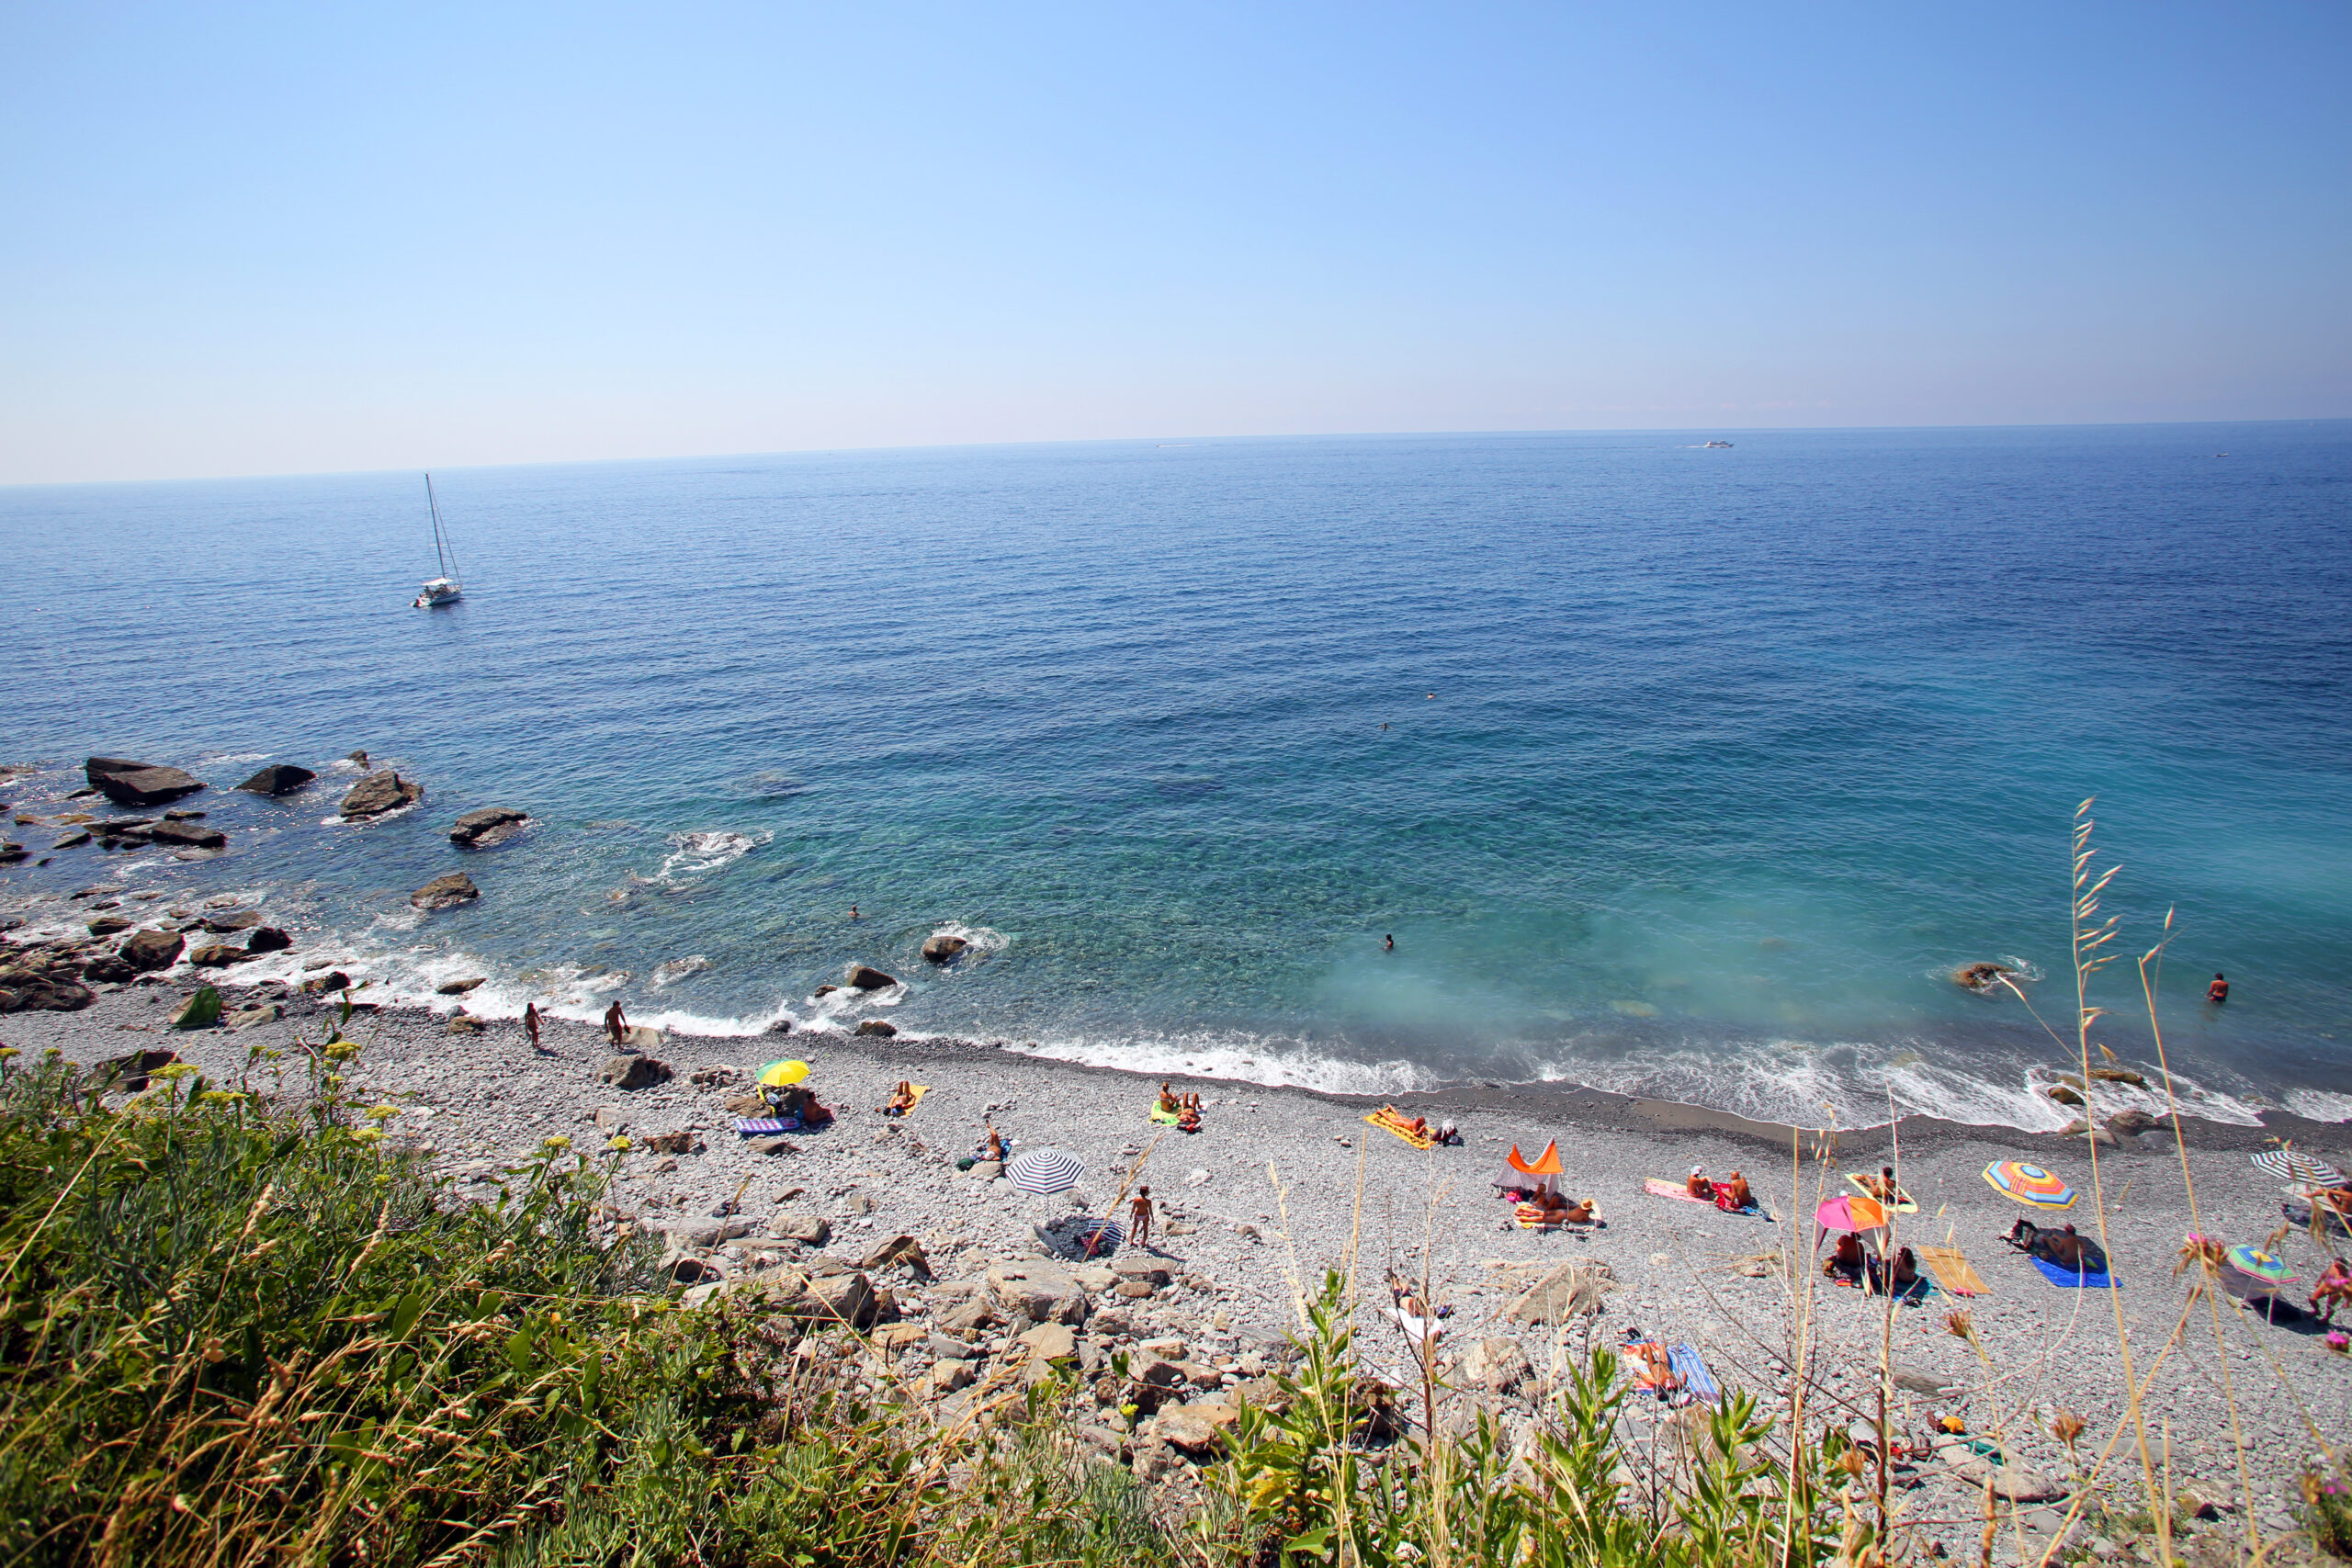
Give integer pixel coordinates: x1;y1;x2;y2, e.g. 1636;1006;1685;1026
413;473;464;607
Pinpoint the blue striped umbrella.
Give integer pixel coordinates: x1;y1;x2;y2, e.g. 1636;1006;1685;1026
1004;1147;1085;1196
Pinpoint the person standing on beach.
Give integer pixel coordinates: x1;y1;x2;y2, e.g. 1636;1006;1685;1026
524;1002;543;1055
604;999;628;1046
2208;973;2229;1004
1129;1185;1153;1248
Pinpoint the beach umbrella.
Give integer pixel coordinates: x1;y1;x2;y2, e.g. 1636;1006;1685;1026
1493;1140;1565;1197
2224;1245;2296;1287
1983;1160;2075;1210
1814;1194;1889;1254
1004;1147;1086;1197
758;1059;809;1089
2252;1149;2346;1188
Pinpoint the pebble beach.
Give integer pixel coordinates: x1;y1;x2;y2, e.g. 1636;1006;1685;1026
7;952;2349;1553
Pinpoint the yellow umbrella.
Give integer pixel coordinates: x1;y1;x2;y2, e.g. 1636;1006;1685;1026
759;1060;809;1089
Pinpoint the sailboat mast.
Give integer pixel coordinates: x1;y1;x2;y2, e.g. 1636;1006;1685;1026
424;473;452;581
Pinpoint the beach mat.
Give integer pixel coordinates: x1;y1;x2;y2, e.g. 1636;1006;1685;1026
1918;1246;1989;1297
1668;1343;1721;1401
1367;1107;1435;1150
1149;1106;1181;1124
1645;1178;1770;1220
1845;1173;1918;1213
2031;1256;2115;1290
736;1116;802;1135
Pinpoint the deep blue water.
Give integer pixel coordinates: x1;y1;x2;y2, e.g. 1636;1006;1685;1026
3;424;2347;1128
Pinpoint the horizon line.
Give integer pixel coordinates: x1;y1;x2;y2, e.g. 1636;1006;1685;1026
6;412;2346;491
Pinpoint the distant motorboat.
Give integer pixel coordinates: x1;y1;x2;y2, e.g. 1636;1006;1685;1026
1703;440;1734;449
413;473;464;607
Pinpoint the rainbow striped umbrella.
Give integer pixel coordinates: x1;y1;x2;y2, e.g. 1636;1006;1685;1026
2224;1245;2296;1287
1983;1160;2075;1210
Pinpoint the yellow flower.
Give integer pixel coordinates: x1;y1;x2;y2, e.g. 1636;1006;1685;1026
607;1135;632;1152
366;1103;402;1121
540;1135;572;1154
352;1126;384;1143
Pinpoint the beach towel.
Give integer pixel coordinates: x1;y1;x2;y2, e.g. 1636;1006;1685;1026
1917;1246;1989;1297
1149;1106;1181;1124
736;1116;801;1135
1668;1343;1721;1401
1514;1202;1561;1230
1646;1178;1769;1219
1846;1173;1918;1213
1367;1107;1435;1150
2031;1256;2115;1290
880;1084;930;1117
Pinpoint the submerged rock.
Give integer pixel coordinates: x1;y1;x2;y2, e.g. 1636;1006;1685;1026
246;927;292;953
146;820;228;850
922;933;968;963
848;965;897;991
85;758;206;807
410;873;480;911
340;771;423;819
236;763;316;795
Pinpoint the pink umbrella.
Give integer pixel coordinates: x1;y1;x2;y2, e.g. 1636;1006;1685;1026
1814;1194;1890;1255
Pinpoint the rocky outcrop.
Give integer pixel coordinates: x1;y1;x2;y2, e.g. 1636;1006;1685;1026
847;965;897;991
449;807;529;848
85;758;206;807
854;1019;897;1037
120;928;185;972
410;873;481;911
236;764;315;795
922;933;968;963
145;820;228;850
599;1055;673;1090
0;969;96;1012
339;771;422;819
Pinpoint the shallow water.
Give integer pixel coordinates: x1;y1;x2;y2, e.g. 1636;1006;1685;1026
3;423;2347;1127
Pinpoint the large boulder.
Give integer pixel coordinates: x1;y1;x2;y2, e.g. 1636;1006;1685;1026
236;763;316;796
0;972;96;1012
340;771;423;819
600;1055;673;1090
119;928;185;972
145;820;227;850
986;1259;1089;1325
86;916;133;936
922;933;968;963
410;874;480;911
449;807;530;848
767;1213;831;1246
81;953;135;984
798;1270;877;1328
85;758;206;807
847;965;897;991
854;1019;897;1038
246;927;292;953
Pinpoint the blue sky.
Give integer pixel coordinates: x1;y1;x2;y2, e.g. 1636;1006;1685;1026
4;2;2347;481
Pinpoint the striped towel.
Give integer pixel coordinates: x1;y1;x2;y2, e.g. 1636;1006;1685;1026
1668;1343;1721;1401
736;1116;801;1135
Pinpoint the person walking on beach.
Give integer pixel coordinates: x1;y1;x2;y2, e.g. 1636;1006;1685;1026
524;1001;543;1055
1129;1185;1153;1248
604;999;628;1047
2208;973;2229;1004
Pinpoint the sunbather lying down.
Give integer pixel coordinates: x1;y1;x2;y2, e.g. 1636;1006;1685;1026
763;1083;834;1125
880;1080;920;1115
1527;1189;1599;1224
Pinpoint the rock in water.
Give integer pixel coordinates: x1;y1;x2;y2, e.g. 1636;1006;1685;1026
81;954;135;983
119;929;185;972
189;943;253;968
245;927;292;953
437;976;486;995
86;916;133;936
922;933;968;963
340;771;423;819
235;764;316;796
145;820;227;850
410;874;480;911
448;807;530;848
172;986;223;1029
600;1055;673;1090
848;965;897;991
85;758;207;807
854;1019;897;1037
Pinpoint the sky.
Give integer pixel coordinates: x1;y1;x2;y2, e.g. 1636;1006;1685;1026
3;3;2348;483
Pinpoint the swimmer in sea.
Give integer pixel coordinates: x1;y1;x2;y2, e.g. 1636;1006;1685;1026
1385;934;1394;951
2208;973;2228;1004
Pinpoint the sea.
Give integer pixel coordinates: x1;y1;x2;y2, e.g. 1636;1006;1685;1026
3;423;2347;1131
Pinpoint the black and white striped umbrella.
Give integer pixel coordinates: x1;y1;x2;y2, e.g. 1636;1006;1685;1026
1004;1146;1086;1196
2253;1148;2346;1187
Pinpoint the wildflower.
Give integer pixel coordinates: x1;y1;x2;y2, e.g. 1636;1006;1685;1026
352;1126;384;1143
0;1046;19;1060
366;1103;402;1121
540;1135;572;1155
324;1039;359;1060
607;1135;632;1152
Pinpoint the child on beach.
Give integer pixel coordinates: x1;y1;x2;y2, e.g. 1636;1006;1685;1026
1129;1185;1153;1247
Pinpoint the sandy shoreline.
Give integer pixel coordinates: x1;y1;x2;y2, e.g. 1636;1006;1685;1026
6;966;2349;1544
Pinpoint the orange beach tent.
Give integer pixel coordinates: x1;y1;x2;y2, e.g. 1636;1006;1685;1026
1492;1140;1564;1197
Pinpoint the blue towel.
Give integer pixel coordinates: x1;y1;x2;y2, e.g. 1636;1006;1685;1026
736;1116;801;1135
1668;1343;1721;1400
2032;1256;2115;1290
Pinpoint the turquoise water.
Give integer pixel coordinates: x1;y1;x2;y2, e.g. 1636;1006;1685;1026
3;424;2347;1127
